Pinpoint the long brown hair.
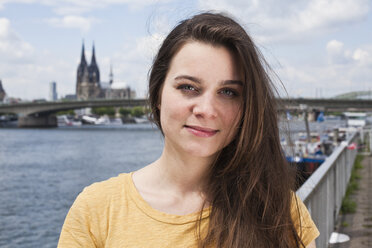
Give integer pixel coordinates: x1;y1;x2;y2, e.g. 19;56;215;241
148;12;303;248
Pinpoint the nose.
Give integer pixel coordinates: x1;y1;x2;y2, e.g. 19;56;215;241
192;93;218;119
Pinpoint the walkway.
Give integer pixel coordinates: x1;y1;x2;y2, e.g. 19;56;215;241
329;155;372;248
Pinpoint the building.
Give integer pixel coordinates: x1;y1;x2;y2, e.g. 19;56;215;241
76;42;135;100
102;65;136;99
76;43;101;100
62;94;77;100
0;79;6;102
49;81;57;101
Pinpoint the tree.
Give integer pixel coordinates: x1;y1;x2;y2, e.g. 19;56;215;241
56;110;75;116
92;107;115;117
119;107;131;117
131;106;145;117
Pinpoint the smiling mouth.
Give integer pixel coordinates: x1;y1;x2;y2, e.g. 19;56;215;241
184;125;219;137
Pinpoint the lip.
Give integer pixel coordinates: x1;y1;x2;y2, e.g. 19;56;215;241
184;125;219;137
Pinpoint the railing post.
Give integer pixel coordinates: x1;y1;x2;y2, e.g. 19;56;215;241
369;129;372;155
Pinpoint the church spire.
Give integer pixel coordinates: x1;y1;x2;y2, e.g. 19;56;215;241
80;40;87;65
109;64;113;85
0;79;6;102
77;40;88;86
88;41;100;84
91;41;97;65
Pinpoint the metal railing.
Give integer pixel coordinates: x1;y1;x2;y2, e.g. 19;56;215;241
296;131;359;248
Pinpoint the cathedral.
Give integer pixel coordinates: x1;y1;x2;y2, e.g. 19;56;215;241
0;79;6;102
76;42;135;100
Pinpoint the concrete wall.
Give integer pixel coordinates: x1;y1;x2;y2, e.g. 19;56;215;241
18;115;57;128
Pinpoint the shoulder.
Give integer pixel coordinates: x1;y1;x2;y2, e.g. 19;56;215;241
58;173;131;247
290;193;306;216
290;193;313;225
63;173;131;237
81;173;128;197
290;193;320;246
77;173;130;207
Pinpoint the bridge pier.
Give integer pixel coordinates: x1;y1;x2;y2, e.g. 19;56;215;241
18;114;57;128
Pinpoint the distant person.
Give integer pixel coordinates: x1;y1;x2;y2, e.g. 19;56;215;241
315;144;324;156
58;12;319;247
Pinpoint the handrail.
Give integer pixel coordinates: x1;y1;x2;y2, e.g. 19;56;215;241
297;132;357;201
296;131;359;248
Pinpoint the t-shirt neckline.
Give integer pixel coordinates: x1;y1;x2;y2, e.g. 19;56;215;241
124;172;211;224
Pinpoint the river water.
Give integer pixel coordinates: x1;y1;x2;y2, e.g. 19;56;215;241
0;120;348;248
0;124;164;248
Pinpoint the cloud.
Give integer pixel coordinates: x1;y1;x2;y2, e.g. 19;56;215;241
51;0;174;15
326;39;372;66
326;40;352;64
0;4;170;100
105;32;165;97
296;0;369;30
97;13;169;98
0;18;34;61
136;33;165;60
0;0;173;15
0;18;76;100
326;40;344;54
277;41;372;98
198;0;370;43
148;14;172;37
46;15;97;33
278;62;348;98
353;48;370;63
1;0;370;101
1;51;76;100
195;0;372;98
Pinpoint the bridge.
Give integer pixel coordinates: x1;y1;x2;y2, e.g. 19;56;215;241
280;98;372;111
0;99;147;127
0;98;372;127
0;99;148;116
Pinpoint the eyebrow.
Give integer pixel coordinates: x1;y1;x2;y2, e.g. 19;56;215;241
221;80;243;86
174;75;243;86
174;75;202;84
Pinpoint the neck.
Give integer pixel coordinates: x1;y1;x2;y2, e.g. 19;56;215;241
152;139;215;195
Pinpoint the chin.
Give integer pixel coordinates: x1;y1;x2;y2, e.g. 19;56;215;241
182;144;220;159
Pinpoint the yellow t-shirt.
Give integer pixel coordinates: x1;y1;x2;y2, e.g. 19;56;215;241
58;173;319;248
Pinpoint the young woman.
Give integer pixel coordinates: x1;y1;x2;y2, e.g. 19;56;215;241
58;12;319;248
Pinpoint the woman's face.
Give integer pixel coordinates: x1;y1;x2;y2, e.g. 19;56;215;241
159;41;243;159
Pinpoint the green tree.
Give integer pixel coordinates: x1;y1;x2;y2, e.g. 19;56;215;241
56;110;75;116
119;107;131;117
92;107;115;117
131;106;145;117
105;107;116;117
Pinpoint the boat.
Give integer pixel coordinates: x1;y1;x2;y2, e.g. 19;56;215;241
95;115;110;125
343;112;367;127
110;117;123;125
282;131;336;188
134;117;150;124
81;115;110;125
0;115;18;127
57;115;82;127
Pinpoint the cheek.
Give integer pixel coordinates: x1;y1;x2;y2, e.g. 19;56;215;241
222;104;242;138
159;91;189;129
223;103;242;126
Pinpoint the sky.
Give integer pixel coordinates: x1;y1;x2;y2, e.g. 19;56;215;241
0;0;371;100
